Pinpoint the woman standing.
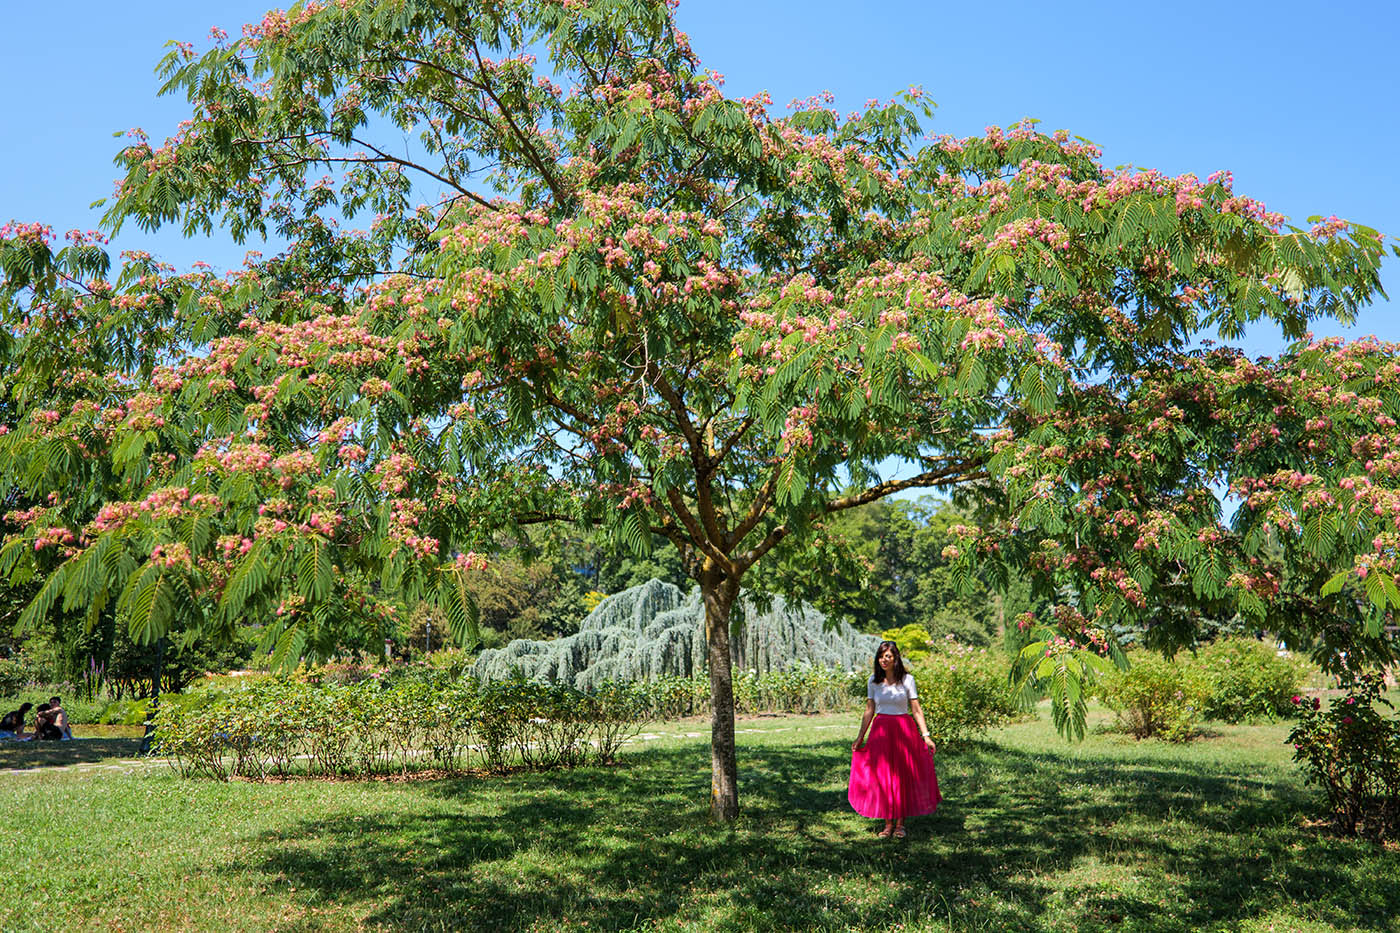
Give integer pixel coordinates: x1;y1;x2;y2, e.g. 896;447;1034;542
849;640;941;838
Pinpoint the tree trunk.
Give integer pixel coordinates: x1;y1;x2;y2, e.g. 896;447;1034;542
702;572;740;822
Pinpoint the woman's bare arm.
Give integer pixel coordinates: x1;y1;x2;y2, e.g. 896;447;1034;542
909;698;936;754
852;698;876;750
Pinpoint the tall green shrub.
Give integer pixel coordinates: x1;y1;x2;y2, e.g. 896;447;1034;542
1100;653;1210;742
1193;638;1310;722
0;652;42;696
908;642;1020;746
880;625;934;662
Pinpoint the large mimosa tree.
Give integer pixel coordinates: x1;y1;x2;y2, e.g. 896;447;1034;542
1;0;1394;819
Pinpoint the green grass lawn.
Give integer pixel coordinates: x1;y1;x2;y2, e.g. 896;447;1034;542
0;708;1394;932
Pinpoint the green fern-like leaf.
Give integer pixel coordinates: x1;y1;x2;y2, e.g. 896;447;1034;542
17;564;71;634
62;534;111;612
436;568;480;648
218;542;270;624
269;625;308;672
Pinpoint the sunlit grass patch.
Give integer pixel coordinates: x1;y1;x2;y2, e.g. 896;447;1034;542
0;712;1395;932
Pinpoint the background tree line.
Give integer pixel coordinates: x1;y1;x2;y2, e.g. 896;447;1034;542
452;495;1042;650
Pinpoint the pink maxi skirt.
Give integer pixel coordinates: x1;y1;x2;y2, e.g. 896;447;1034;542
848;714;941;819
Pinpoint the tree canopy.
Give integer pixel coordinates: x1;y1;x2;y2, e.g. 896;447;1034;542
0;0;1394;818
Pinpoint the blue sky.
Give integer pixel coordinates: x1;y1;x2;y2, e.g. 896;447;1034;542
2;0;1396;358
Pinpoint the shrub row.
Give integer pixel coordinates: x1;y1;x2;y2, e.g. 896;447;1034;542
152;674;648;781
646;664;863;720
0;653;46;697
148;640;1025;781
640;648;1021;748
1100;638;1311;741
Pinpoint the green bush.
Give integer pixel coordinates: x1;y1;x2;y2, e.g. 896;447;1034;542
907;641;1020;746
96;690;216;726
648;675;711;719
1100;653;1209;742
1192;638;1310;723
0;652;44;697
1289;674;1400;840
306;659;375;686
879;625;934;662
739;664;862;714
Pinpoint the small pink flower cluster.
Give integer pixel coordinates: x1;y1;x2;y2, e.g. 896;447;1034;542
0;221;54;244
375;455;418;496
780;404;818;451
217;535;255;558
150;369;184;394
1089;565;1146;607
148;542;192;569
359;377;392;399
1308;215;1349;240
33;527;75;550
454;551;488;573
273;449;321;488
217;443;275;474
317;417;356;445
617;482;655;510
124;392;168;431
62;228;109;246
400;535;438;559
338;443;367;463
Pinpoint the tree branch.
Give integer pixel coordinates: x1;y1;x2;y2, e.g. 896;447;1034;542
665;487;734;573
460;36;569;205
237;130;499;213
824;462;986;515
708;414;755;480
642;360;727;548
735;461;984;572
727;458;780;550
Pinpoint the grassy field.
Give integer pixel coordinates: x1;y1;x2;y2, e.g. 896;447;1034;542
0;707;1394;932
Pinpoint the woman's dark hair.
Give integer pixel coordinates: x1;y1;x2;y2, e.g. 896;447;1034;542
17;702;32;713
872;640;907;684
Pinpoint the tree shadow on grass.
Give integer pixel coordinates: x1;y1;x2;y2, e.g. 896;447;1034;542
232;738;1400;932
0;737;142;771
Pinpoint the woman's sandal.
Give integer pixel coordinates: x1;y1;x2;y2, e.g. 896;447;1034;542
876;826;894;839
893;826;907;839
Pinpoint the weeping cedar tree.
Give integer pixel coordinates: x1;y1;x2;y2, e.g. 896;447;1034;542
0;0;1396;819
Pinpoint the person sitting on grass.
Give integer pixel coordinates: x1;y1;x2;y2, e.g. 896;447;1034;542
42;695;71;739
31;704;64;741
0;702;33;739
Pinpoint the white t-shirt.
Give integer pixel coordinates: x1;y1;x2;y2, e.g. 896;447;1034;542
868;673;918;715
